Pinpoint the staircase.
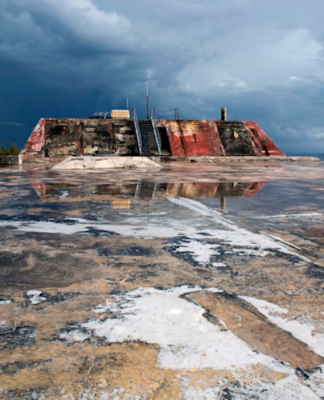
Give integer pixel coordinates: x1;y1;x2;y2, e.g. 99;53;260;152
138;120;158;156
132;108;162;156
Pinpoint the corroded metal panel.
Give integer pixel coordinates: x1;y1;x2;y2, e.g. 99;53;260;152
161;120;186;156
160;120;225;156
244;121;285;156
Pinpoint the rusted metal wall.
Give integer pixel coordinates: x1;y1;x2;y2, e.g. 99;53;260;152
160;120;225;156
244;121;285;156
158;120;285;157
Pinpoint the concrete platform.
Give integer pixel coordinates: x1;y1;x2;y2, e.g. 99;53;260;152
1;161;324;399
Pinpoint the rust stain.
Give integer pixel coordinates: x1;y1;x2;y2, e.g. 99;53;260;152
161;120;225;156
20;119;47;158
244;121;285;157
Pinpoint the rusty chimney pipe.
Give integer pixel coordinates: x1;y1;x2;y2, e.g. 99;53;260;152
221;107;227;121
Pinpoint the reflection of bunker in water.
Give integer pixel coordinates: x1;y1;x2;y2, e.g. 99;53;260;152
31;181;265;210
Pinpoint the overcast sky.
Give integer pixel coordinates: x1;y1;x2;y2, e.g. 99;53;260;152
1;0;324;152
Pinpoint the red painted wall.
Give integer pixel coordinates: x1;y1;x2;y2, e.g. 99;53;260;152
244;121;285;156
161;120;225;156
20;119;47;158
159;120;284;157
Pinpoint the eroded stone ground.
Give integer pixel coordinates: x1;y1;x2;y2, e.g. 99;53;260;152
1;161;324;399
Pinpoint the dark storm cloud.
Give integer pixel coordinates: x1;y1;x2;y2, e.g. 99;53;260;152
0;0;324;151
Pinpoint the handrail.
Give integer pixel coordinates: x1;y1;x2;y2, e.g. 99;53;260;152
132;107;142;156
151;111;161;156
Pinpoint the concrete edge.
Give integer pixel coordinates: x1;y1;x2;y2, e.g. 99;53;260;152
20;155;321;165
153;156;321;163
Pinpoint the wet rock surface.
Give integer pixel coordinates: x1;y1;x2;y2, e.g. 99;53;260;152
1;161;324;399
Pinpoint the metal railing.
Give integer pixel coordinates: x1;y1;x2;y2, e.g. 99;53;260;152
132;107;142;156
151;111;162;156
152;107;179;120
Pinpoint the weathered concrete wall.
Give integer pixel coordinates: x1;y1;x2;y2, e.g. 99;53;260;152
163;120;285;157
21;118;285;159
21;119;138;159
0;155;22;165
20;119;47;158
217;122;259;156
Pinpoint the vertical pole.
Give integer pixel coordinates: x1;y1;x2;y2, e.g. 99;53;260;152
145;83;149;119
221;107;227;121
126;97;129;109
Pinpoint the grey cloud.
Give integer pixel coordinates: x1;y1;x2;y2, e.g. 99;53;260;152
0;0;323;152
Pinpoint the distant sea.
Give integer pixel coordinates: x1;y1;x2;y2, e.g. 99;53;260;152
285;153;324;161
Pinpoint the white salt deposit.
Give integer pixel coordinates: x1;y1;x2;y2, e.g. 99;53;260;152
26;290;47;305
182;375;321;400
82;286;290;373
92;302;113;314
306;364;324;398
262;375;320;400
58;190;69;199
174;239;221;266
52;156;162;170
59;330;89;343
0;196;306;262
241;296;324;357
167;197;302;258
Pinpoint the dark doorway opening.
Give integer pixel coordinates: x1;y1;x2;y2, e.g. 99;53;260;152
159;127;172;155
